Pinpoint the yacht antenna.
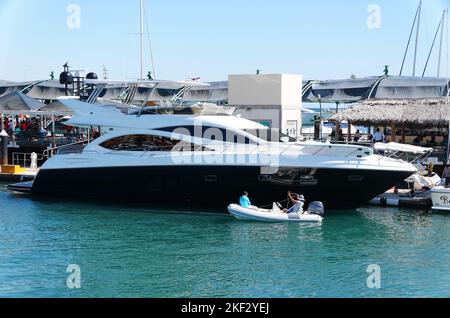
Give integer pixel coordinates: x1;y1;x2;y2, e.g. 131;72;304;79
413;0;422;76
102;65;109;80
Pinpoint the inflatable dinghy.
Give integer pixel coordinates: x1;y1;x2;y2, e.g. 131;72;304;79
228;202;324;223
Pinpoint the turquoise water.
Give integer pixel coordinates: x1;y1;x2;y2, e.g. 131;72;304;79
1;182;450;298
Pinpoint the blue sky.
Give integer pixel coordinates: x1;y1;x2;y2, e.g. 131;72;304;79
0;0;449;82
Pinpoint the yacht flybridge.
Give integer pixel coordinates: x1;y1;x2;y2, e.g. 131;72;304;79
9;99;417;209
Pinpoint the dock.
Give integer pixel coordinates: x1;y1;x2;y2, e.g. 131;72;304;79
0;168;38;183
369;189;432;209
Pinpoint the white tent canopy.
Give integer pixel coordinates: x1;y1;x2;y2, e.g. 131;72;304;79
0;91;45;114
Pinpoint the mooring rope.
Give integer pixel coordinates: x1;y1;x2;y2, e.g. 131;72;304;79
258;199;289;209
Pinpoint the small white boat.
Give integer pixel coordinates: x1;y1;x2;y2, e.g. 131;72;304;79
431;187;450;212
228;202;324;223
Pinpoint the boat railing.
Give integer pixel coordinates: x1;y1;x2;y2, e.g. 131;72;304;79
288;143;370;159
373;142;434;164
10;132;88;147
43;139;91;158
12;152;45;168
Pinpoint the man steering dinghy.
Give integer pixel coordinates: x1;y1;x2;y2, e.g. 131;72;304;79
283;191;306;214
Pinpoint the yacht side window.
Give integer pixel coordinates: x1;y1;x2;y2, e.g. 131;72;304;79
100;134;212;152
157;126;254;144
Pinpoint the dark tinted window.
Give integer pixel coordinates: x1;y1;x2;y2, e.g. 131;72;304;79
100;135;212;152
157;126;254;144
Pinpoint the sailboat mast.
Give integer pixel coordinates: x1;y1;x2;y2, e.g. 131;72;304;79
446;10;450;165
438;10;448;77
140;0;145;80
413;0;422;76
400;4;420;76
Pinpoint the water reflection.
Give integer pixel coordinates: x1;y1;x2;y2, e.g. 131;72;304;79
2;185;450;297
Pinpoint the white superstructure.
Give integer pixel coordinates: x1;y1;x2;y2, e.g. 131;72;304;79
9;99;418;210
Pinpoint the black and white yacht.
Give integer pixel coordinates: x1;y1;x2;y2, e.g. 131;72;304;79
9;100;417;209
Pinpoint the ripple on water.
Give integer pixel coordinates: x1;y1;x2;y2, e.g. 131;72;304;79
1;188;450;297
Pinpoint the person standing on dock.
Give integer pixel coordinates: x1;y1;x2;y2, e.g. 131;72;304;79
372;129;386;143
427;161;435;177
8;119;14;133
354;130;362;142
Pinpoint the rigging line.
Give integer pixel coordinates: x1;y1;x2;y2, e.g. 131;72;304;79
259;199;289;209
413;0;423;77
438;10;447;77
400;4;420;76
422;17;444;77
143;4;156;79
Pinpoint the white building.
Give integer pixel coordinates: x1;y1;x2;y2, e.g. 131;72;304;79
228;74;303;138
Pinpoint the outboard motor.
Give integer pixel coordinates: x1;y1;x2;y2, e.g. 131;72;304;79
308;201;325;217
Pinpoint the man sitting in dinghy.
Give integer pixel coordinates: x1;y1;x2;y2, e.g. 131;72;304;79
239;191;253;208
283;191;306;214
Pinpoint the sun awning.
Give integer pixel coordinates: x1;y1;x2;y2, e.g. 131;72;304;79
0;91;45;114
330;98;450;127
373;142;433;155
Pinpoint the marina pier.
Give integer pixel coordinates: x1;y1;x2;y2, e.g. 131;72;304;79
2;0;450;301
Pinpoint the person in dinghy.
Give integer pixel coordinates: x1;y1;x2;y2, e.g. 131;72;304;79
240;191;255;209
283;191;306;214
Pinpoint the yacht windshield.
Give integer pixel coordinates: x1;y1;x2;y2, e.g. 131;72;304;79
130;104;236;116
157;126;255;144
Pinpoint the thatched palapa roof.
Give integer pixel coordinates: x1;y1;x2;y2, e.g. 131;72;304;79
330;98;450;127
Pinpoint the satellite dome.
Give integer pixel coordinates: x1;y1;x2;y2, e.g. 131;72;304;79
86;72;98;80
59;71;74;85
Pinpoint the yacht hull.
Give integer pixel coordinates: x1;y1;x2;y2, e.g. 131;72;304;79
26;166;413;210
431;187;450;212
